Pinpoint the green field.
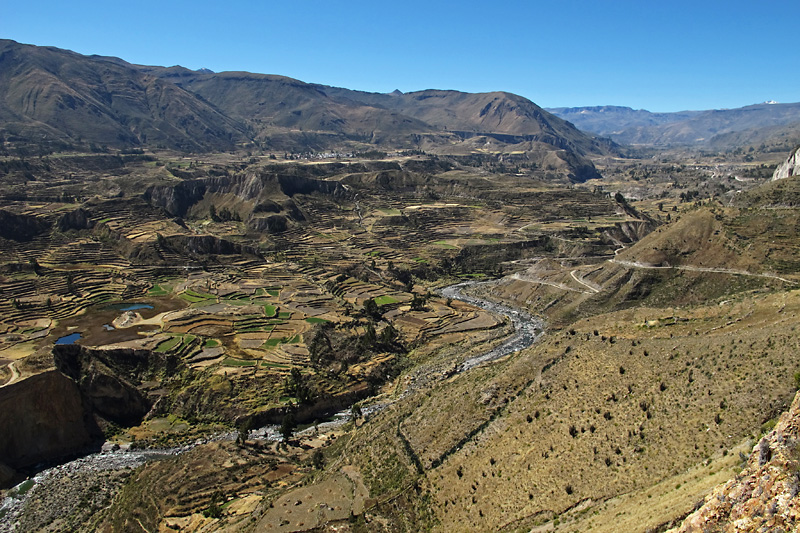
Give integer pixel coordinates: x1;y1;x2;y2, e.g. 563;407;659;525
221;358;258;367
148;284;169;296
155;337;182;353
179;289;215;303
374;295;399;305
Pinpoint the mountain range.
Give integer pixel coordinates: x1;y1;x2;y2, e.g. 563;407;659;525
0;39;611;166
547;103;800;150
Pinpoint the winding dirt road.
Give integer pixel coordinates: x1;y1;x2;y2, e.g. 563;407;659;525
608;258;797;285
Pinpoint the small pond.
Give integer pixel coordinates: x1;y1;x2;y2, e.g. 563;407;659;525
106;303;154;312
54;333;82;345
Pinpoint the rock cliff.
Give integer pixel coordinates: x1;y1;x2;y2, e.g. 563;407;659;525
0;371;97;486
772;146;800;181
675;390;800;532
0;210;49;242
143;169;349;219
53;344;180;426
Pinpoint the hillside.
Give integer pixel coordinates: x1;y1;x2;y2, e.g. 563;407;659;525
319;86;616;157
0;39;608;182
545;105;700;135
0;39;246;152
145;67;437;148
548;102;800;150
676;389;800;532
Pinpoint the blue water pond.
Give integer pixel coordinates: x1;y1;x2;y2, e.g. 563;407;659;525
55;333;81;345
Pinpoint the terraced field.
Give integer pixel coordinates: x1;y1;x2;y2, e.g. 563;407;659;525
4;150;787;532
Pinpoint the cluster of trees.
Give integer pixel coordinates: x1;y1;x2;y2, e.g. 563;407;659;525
307;298;406;374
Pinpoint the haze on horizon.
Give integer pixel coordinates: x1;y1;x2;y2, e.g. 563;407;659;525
2;0;797;113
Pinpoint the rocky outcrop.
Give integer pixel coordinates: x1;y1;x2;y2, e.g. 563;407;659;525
602;220;657;245
143;179;207;217
0;209;49;241
249;214;288;233
772;146;800;181
159;234;262;258
675;390;800;532
143;170;349;218
53;345;180;426
56;207;93;232
0;371;97;484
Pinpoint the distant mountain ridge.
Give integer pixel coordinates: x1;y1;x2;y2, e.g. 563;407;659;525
0;40;246;151
0;39;611;176
546;105;701;135
547;103;800;149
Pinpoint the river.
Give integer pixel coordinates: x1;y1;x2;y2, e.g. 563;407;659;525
0;279;544;527
440;280;545;371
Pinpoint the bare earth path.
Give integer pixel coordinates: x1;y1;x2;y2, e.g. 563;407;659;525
570;269;601;293
1;362;21;388
608;258;798;285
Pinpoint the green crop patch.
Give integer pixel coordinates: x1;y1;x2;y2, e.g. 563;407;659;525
261;338;282;348
263;304;277;317
179;290;213;303
374;295;399;305
261;361;289;369
221;358;257;367
155;337;182;352
262;287;281;298
305;317;330;324
185;289;214;299
148;284;169;296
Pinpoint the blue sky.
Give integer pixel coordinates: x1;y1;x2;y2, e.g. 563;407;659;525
3;0;797;112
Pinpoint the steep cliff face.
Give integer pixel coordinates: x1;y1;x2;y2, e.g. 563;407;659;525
142;179;207;217
143;170;350;218
676;390;800;532
772;146;800;181
0;371;96;482
53;345;179;426
56;207;93;232
159;234;262;257
0;340;193;488
0;209;49;241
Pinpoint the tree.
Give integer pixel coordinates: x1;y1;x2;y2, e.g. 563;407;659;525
236;418;254;446
379;323;398;349
362;298;381;320
411;293;427;311
361;322;376;348
203;491;223;519
308;327;333;367
29;258;41;276
280;413;296;447
312;449;325;470
284;368;313;404
350;403;363;423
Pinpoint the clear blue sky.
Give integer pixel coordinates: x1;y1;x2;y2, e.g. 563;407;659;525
3;0;797;112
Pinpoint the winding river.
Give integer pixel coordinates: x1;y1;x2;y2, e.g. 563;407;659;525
440;280;545;371
0;279;545;526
